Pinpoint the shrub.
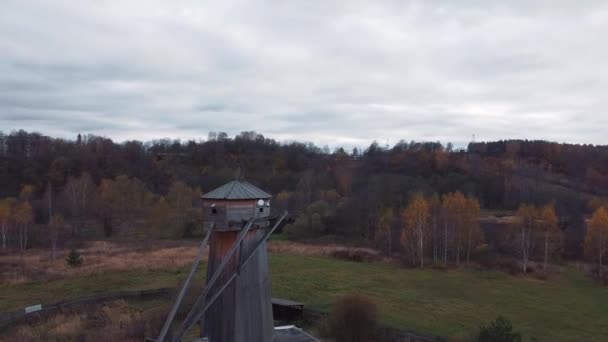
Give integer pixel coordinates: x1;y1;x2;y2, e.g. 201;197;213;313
66;249;83;267
102;218;113;237
330;249;379;263
477;316;522;342
477;253;520;275
326;293;378;342
431;263;448;271
472;244;490;260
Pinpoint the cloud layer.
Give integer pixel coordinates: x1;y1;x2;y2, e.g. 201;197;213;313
1;0;607;148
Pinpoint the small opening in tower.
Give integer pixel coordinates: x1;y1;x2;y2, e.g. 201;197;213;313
211;203;217;214
259;207;264;213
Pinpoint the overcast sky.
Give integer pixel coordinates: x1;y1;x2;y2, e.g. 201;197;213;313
1;1;607;148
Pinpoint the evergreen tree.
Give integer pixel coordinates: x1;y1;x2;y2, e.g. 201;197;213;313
66;248;83;267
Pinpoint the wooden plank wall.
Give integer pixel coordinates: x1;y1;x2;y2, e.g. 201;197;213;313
202;200;228;230
202;227;274;342
234;228;274;342
202;230;240;341
226;200;256;222
202;200;270;230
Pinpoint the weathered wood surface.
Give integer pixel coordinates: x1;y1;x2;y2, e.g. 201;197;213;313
203;199;270;231
272;298;304;323
234;228;274;342
202;230;240;341
173;218;258;341
172;212;286;341
271;298;303;307
203;228;274;342
157;225;215;341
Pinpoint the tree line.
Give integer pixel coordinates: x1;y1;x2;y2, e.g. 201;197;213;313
282;189;607;276
0;174;200;257
1;129;607;274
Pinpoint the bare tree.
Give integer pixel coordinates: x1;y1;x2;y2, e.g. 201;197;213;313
49;213;65;260
516;204;538;273
0;198;15;251
540;203;559;272
14;202;33;251
464;197;482;266
62;173;94;236
375;207;394;256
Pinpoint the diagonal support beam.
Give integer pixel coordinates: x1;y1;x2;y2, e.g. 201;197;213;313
156;223;215;342
172;211;288;342
172;216;257;341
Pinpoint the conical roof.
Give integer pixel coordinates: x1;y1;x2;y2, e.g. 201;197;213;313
201;180;271;200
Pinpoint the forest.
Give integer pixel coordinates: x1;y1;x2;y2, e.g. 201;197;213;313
1;129;607;278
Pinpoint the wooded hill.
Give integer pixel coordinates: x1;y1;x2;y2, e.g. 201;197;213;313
1;129;607;264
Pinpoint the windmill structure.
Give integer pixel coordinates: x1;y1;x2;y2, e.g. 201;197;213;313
156;179;288;342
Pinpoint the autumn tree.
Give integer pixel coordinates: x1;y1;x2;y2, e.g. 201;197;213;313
0;198;15;251
516;204;538;273
452;192;467;265
375;207;395;256
48;213;65;260
95;175;154;234
402;194;429;268
286;200;331;240
464;196;482;265
19;184;34;202
440;193;452;265
14;202;33;251
146;197;172;238
166;180;198;233
540;203;560;272
62;173;95;236
439;192;467;265
428;194;441;264
585;207;608;278
95;178;118;236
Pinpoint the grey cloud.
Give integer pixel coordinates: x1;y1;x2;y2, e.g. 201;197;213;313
1;0;607;148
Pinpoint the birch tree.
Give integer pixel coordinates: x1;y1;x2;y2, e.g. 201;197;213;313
49;213;65;260
585;206;608;278
63;173;94;236
452;192;466;265
0;198;15;251
464;197;482;266
14;202;33;251
375;207;394;256
429;194;441;264
402;194;429;268
540;203;559;272
516;204;537;273
441;193;452;265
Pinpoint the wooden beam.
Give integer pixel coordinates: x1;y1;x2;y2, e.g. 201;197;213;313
172;216;257;341
156;224;215;342
172;211;287;341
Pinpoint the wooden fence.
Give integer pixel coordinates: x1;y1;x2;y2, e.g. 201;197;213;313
0;288;171;331
1;289;445;341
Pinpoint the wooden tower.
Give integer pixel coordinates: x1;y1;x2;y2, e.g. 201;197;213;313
200;180;274;342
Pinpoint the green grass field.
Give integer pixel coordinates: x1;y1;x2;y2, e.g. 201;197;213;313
2;253;607;341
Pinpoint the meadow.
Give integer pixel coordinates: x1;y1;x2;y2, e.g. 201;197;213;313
1;241;607;341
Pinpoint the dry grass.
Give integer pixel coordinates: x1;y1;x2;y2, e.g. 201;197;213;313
1;299;167;342
1;239;381;285
268;240;381;258
0;240;201;285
